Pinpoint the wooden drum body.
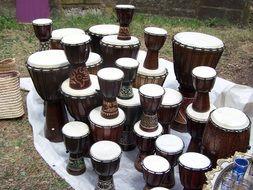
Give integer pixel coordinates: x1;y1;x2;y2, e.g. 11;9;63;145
100;35;140;68
26;50;70;142
202;107;251;166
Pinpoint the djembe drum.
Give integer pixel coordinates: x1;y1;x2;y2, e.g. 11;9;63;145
139;84;165;132
115;4;135;40
192;66;217;112
179;152;211;190
90;140;122;190
115;57;139;99
142;155;171;190
87;24;119;54
117;88;142;151
202;107;251;166
186;104;215;153
155;134;184;188
62;121;90;175
172;32;224;125
150;188;169;190
134;121;163;172
32;18;52;51
157;88;183;134
50;28;85;49
100;35;140;68
86;52;103;75
26;50;70;142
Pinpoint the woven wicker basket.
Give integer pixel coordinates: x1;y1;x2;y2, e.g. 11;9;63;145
0;71;24;119
0;58;16;72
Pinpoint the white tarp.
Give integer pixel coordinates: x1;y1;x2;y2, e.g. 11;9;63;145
21;50;253;190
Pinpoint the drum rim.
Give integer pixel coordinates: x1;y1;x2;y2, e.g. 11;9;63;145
60;88;97;99
144;27;167;36
115;57;139;69
136;71;168;79
97;68;124;81
141;155;170;174
137;65;168;77
100;35;140;46
63;130;90;139
90;152;122;163
139;84;165;98
51;28;85;40
155;135;185;154
160;88;183;107
26;62;70;71
133;122;163;139
61;38;91;46
186;104;215;122
192;66;217;80
86;52;103;67
32;18;52;26
88;24;119;36
115;4;135;9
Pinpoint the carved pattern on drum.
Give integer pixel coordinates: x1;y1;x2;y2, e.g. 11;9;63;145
117;27;131;40
67;156;85;173
118;85;133;99
70;66;91;89
39;41;50;51
101;100;119;119
96;177;115;190
140;113;158;132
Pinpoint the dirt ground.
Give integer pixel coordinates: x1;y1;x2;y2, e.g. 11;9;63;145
0;17;252;189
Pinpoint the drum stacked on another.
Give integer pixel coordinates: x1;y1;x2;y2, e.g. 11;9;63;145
86;52;103;75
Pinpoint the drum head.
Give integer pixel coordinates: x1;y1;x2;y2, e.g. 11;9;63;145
161;88;183;106
89;24;119;35
27;50;69;68
139;84;165;97
51;28;85;40
210;107;250;131
186;103;216;122
179;152;211;170
116;57;139;69
101;35;139;46
134;121;163;138
86;52;102;67
62;121;89;138
117;88;140;107
32;18;52;26
192;66;216;79
97;67;124;81
150;187;169;190
156;134;184;153
61;33;90;45
115;4;135;9
61;75;99;97
143;155;170;173
90;140;122;161
144;27;167;36
137;61;167;76
174;32;224;49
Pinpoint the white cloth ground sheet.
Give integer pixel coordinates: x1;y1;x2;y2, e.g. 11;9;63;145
21;50;253;190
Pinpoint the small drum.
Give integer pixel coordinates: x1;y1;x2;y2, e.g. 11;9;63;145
157;88;183;134
133;61;168;88
143;27;167;70
87;24;119;54
134;121;163;172
90;140;122;190
62;121;90;175
155;134;184;188
179;152;211;190
142;155;170;190
86;52;103;75
88;106;125;142
100;35;140;68
172;32;224;97
192;66;217;112
26;50;70;142
115;57;139;99
32;18;52;51
97;67;124;119
139;84;165;132
50;28;85;49
117;88;142;151
186;103;215;153
60;74;102;123
202;107;251;166
150;188;169;190
115;4;135;40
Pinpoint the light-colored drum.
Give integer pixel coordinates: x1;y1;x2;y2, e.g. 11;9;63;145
86;52;102;75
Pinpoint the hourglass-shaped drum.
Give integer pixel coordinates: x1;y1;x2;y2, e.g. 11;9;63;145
139;84;165;132
90;141;122;190
62;121;90;175
142;155;171;190
192;66;216;112
115;4;135;40
32;18;52;51
157;88;183;134
143;27;167;70
26;50;70;142
116;57;139;99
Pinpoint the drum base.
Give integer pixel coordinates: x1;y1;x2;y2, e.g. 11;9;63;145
44;101;68;142
96;175;115;190
67;153;86;176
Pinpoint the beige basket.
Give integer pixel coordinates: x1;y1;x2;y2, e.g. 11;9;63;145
0;71;24;119
0;58;16;72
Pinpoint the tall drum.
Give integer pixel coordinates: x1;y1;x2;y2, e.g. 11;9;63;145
202;107;251;166
62;121;90;175
87;24;119;54
90;140;122;190
179;152;211;190
26;50;70;142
